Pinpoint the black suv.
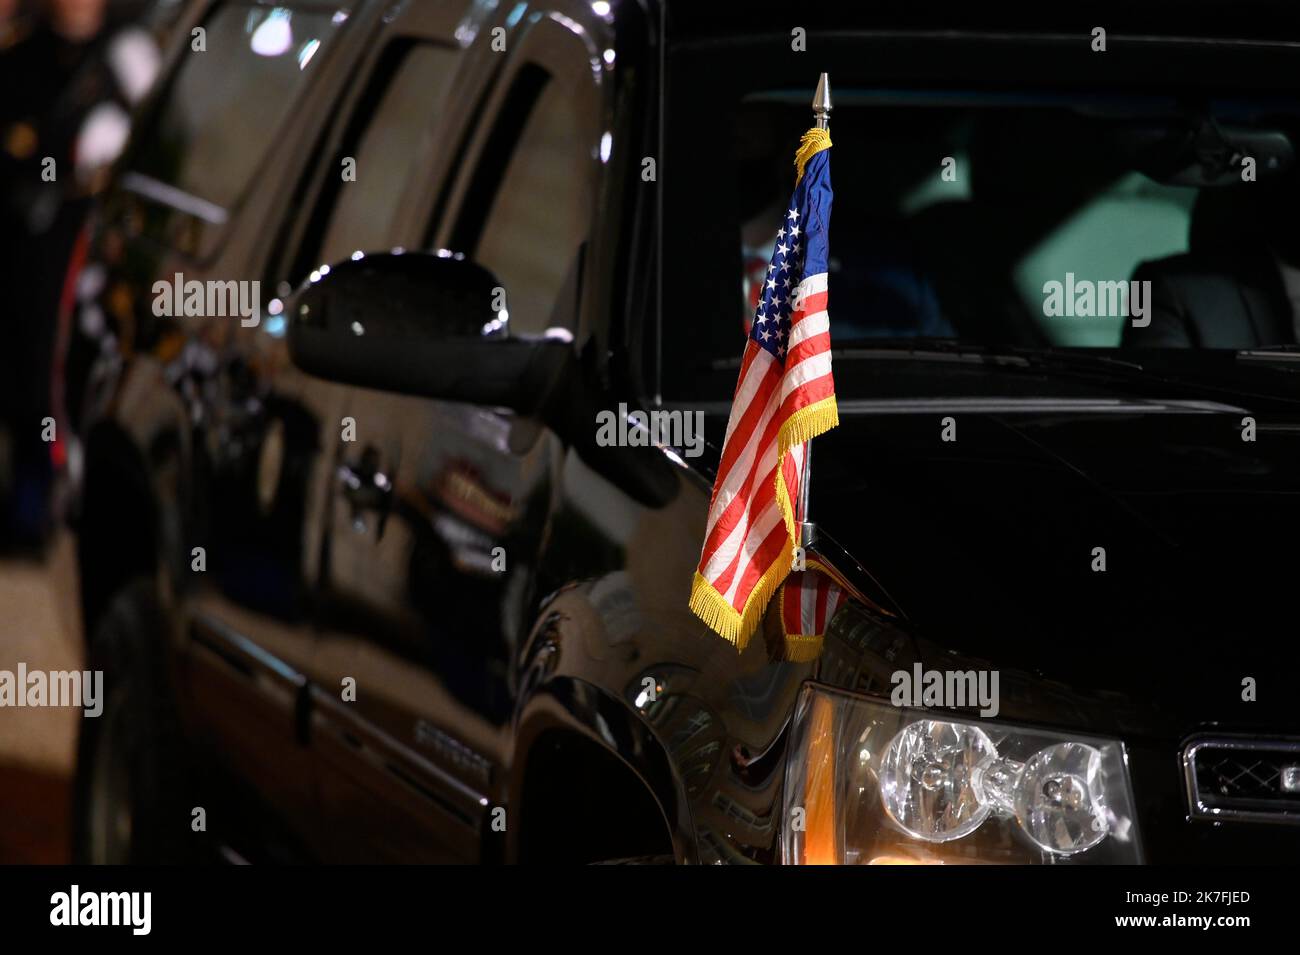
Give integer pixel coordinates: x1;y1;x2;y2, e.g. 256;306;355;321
69;0;1300;864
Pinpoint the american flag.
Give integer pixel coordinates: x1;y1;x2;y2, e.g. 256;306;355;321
689;128;838;649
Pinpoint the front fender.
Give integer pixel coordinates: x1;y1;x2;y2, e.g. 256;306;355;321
509;667;694;862
509;561;815;864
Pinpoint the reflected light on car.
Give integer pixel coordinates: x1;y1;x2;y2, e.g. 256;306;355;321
804;693;838;864
250;9;293;57
867;856;939;865
634;684;662;709
298;39;321;70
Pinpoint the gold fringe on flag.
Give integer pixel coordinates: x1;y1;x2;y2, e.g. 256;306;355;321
782;633;824;663
794;127;832;185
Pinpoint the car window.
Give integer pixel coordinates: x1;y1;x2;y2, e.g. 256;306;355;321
661;52;1300;398
721;92;1203;349
126;4;342;228
1011;172;1194;347
452;62;598;335
310;43;461;270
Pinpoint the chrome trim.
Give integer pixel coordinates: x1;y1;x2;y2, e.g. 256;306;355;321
120;172;229;225
1182;736;1300;825
1238;350;1300;362
311;687;492;814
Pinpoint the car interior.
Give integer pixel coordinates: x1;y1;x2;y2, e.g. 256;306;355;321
664;86;1300;401
726;90;1300;353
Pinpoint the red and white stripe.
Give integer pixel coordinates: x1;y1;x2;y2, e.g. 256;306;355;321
693;272;835;644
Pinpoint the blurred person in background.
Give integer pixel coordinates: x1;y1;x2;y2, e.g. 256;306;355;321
0;0;36;48
0;0;158;551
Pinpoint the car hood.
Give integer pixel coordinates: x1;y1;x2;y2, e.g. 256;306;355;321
805;399;1300;737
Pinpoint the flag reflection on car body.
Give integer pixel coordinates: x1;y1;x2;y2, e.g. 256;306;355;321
779;563;846;662
689;124;838;651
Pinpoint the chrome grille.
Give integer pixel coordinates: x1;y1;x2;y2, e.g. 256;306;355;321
1184;737;1300;823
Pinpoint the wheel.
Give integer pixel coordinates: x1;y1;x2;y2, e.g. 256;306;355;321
72;579;197;863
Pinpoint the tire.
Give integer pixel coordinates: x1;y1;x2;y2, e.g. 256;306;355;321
72;579;197;863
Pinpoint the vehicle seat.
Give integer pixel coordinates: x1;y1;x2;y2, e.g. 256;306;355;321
1124;186;1296;348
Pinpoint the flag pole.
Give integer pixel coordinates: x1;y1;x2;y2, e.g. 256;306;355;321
800;73;830;549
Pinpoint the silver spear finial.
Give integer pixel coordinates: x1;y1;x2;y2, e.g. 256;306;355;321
812;72;831;130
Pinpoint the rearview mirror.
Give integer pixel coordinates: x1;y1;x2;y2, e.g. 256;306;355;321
286;251;570;412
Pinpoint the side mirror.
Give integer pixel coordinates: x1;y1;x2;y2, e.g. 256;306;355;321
286;251;570;413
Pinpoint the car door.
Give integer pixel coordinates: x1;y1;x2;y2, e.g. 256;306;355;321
179;0;476;862
308;10;606;861
144;0;366;858
259;8;496;863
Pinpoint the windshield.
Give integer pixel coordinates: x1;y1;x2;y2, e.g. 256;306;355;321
660;36;1300;399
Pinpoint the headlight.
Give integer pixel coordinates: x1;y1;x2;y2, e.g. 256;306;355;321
782;685;1142;864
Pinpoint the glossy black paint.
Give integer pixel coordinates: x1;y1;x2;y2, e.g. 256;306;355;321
68;0;1300;864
